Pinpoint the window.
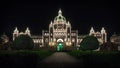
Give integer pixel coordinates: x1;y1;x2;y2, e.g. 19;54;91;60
45;38;48;42
72;38;75;42
51;38;52;41
54;38;56;41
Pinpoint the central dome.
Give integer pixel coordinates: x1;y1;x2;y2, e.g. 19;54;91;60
54;9;66;22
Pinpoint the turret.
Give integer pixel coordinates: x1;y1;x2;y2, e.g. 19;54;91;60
89;27;95;36
13;27;19;34
101;27;106;34
49;21;53;28
13;27;19;40
101;27;107;42
25;27;31;36
67;21;71;26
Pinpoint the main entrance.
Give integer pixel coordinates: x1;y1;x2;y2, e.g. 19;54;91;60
57;39;63;51
57;42;63;51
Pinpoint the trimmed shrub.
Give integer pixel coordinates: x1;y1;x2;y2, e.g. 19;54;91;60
80;36;99;50
13;35;34;50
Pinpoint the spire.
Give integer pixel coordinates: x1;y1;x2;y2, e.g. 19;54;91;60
25;27;31;36
102;27;105;30
90;27;95;32
50;21;52;24
58;9;62;16
101;27;106;33
101;27;107;42
49;21;53;27
68;21;70;24
89;27;95;35
26;27;29;30
25;27;30;33
68;21;71;26
15;27;18;31
14;27;19;33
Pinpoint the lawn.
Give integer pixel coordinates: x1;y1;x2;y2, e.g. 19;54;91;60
1;50;120;68
0;50;53;68
68;50;120;68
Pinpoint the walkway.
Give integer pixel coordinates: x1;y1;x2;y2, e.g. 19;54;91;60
39;52;83;68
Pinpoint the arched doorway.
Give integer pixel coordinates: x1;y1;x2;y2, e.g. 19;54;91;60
57;39;63;51
57;42;63;51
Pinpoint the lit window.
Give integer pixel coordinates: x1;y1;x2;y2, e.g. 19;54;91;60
45;39;48;42
72;38;75;42
34;40;36;43
42;39;43;43
68;38;70;41
64;38;66;41
54;38;56;41
51;38;52;41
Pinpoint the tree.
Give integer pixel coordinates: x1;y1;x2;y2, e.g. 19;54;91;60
100;41;118;51
0;38;4;49
13;35;34;50
0;34;11;50
80;36;99;51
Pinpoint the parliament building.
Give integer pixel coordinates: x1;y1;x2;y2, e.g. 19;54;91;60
12;9;107;50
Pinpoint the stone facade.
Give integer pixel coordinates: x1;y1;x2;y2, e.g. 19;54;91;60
13;9;107;49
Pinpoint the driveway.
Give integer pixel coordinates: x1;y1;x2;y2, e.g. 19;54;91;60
39;52;83;68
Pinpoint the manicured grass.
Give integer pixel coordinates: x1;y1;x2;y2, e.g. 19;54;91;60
68;50;120;68
0;50;54;68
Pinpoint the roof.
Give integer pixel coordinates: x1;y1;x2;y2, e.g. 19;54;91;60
31;36;42;38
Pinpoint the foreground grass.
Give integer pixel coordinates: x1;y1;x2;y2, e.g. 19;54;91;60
0;50;53;68
68;50;120;68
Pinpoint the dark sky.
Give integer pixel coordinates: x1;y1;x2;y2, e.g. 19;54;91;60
0;0;120;40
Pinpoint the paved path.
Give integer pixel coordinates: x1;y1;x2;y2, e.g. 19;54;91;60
39;52;83;68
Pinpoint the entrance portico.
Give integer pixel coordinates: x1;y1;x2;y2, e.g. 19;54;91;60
57;39;64;51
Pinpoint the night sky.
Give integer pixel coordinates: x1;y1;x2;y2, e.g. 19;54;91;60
0;1;120;40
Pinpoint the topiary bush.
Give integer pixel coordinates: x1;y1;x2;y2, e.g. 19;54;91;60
13;35;34;50
80;36;99;51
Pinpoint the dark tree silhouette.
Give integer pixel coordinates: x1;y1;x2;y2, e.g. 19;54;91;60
0;34;11;50
0;38;4;49
100;41;118;51
80;36;99;50
13;35;34;50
